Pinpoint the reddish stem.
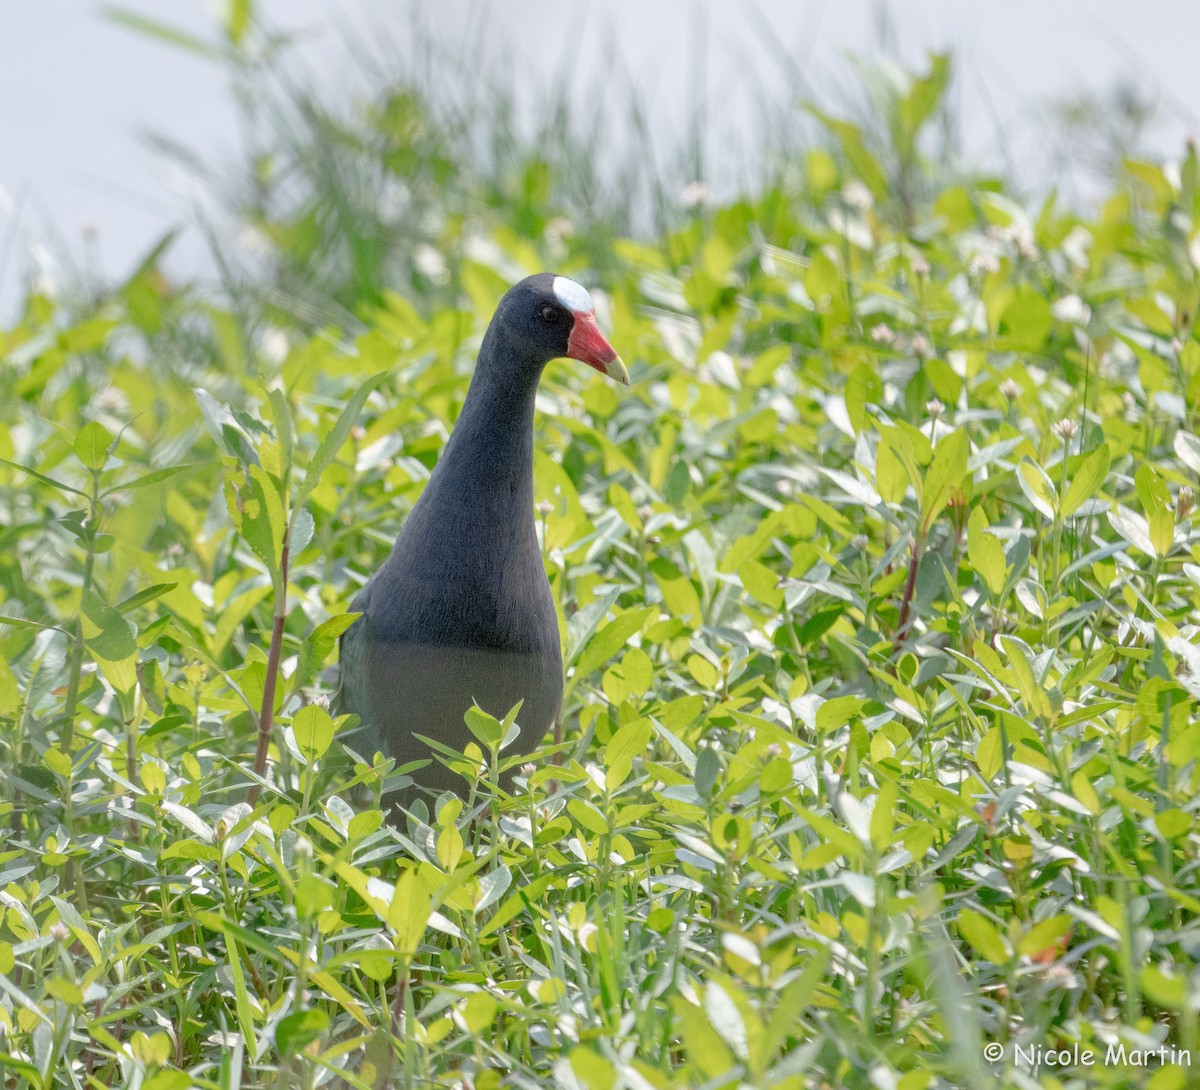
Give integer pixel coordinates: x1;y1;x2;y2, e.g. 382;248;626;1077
246;539;289;806
892;531;925;655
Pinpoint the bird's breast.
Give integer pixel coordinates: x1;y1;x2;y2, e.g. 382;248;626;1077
366;544;559;656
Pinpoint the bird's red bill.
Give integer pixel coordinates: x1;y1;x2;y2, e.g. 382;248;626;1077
567;310;630;384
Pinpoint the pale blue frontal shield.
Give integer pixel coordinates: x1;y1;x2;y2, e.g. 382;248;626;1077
552;276;595;314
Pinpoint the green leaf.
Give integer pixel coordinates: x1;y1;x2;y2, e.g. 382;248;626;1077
298;612;361;688
143;1071;193;1090
1060;444;1110;517
845;363;882;433
290;507;315;556
1000;636;1050;720
388;870;432;956
291;704;335;764
1135;463;1171;516
102;464;191;497
1173;429;1200;473
920;428;968;534
899;54;950;147
267;386;295;486
924;357;961;404
294;371;388;512
275;1008;328;1058
103;7;224;58
738;559;784;609
1136;464;1174;554
571;607;654;682
763;948;829;1057
808;110;888;198
870;780;898;849
1017;459;1057;521
694;746;719;800
464;704;504;748
462;992;497;1035
228;463;286;588
674;996;734;1079
876;425;921;505
82;589;137;661
224;932;257;1054
1149;507;1174;556
966;508;1006;597
116;582;179;614
224;0;251;45
130;1030;171;1065
74;421;114;470
195;389;260;464
1108;504;1156;556
957;910;1009;963
0;457;87;499
687;654;719;689
816;695;866;732
999;286;1053;351
605;717;652;790
1017;914;1072;958
621;647;653;695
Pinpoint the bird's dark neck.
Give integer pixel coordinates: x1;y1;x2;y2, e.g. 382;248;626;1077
417;325;541;537
367;319;557;651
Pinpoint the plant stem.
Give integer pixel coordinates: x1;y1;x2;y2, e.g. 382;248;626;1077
60;471;102;751
246;537;290;806
892;531;925;654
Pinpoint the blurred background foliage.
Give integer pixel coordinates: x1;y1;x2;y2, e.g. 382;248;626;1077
2;4;1200;1089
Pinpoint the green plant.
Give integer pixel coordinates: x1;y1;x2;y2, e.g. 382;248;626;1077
3;19;1200;1090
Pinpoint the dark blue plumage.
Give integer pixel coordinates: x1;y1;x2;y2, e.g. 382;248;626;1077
338;273;627;805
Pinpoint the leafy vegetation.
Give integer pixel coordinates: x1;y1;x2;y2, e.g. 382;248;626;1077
3;12;1200;1089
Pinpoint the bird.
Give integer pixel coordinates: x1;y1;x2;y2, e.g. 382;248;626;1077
337;273;628;809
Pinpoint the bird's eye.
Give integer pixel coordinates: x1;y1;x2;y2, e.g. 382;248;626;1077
540;305;560;323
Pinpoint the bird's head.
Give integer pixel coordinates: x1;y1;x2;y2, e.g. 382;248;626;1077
493;273;630;385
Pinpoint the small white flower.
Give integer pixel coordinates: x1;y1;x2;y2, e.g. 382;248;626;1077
680;181;711;208
910;253;930;276
1051;295;1092;326
413;244;448;284
1052;418;1079;442
909;333;932;358
544;217;574;256
999;378;1022;401
260;327;288;365
870;323;895;344
925;398;945;418
93;386;130;415
237;226;272;256
969;251;1000;276
842;180;874;211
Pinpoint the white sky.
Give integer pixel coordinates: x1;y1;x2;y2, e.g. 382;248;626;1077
2;0;1198;316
